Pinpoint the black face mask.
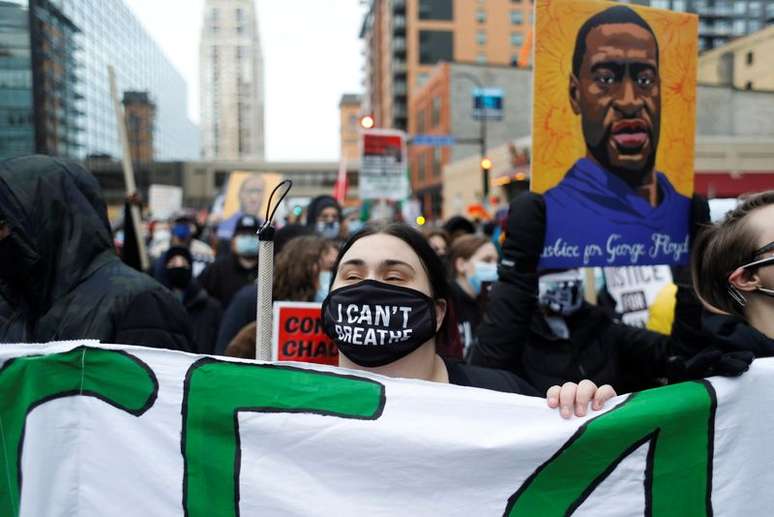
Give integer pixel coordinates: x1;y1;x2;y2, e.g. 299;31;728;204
166;267;192;290
321;279;438;367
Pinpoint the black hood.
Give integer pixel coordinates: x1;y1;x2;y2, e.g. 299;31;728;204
0;155;114;309
305;195;342;228
703;313;774;356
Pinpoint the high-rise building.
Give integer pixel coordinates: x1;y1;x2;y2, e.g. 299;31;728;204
0;0;199;161
339;94;362;162
199;0;265;160
623;0;774;51
360;0;533;132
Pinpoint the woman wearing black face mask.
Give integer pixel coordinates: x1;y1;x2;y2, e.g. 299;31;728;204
158;246;223;355
321;223;618;419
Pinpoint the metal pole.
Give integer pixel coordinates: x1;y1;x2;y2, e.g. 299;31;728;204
255;229;274;361
480;106;488;207
108;65;149;271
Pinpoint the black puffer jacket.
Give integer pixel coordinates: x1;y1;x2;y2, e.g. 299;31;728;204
0;155;192;350
469;191;739;394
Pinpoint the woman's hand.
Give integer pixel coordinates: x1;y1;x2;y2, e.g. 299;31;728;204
546;380;617;419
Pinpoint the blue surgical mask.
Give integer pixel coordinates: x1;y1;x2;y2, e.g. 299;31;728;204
316;221;340;240
234;235;259;257
469;261;498;296
315;270;332;302
348;220;365;236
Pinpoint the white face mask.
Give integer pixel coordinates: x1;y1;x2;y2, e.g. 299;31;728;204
315;270;332;302
469;261;498;296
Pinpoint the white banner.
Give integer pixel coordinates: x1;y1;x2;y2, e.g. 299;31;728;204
0;342;769;516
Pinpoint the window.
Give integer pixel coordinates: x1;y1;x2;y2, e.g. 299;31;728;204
419;30;453;64
749;1;762;16
510;10;524;24
748;20;762;31
745;81;753;90
733;19;747;35
417;109;426;133
236;7;244;33
418;0;453;21
477;30;486;45
673;0;687;11
431;96;441;127
746;51;754;65
651;0;668;8
733;2;747;14
476;52;487;64
510;31;524;46
417;154;426;181
476;9;486;23
433;147;442;177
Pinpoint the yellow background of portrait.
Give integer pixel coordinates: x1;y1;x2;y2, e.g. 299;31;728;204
530;0;697;196
222;172;284;220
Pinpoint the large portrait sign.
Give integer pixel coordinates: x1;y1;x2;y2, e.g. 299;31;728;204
531;0;698;269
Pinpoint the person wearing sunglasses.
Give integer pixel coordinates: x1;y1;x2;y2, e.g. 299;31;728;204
693;191;774;353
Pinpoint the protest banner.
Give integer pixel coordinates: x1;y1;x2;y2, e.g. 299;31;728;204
148;184;183;220
272;302;338;366
2;341;772;516
604;265;672;327
530;0;697;269
359;129;410;201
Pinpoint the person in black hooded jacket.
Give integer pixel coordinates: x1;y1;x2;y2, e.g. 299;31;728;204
468;191;753;395
0;155;192;351
156;246;223;354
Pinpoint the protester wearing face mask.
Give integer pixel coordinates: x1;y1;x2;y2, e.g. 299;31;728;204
157;246;222;354
319;223;620;418
469;191;753;396
307;195;343;241
197;215;260;307
222;236;338;358
692;191;774;355
448;235;499;359
151;214;215;280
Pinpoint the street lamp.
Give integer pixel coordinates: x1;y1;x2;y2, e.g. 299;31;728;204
454;72;489;206
359;114;375;129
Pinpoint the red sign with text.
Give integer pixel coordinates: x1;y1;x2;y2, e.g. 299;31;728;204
272;302;338;365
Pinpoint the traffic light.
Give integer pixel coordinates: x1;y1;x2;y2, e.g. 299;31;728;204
480;157;492;171
359;114;375;129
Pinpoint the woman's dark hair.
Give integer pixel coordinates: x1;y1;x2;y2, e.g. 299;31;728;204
331;222;462;358
273;236;334;302
447;234;490;277
692;190;774;316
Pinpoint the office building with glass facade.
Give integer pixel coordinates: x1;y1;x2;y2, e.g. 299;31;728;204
0;0;198;161
625;0;774;51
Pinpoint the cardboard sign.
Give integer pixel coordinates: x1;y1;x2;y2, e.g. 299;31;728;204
531;0;697;268
148;184;182;220
272;301;338;365
359;129;410;200
604;265;672;328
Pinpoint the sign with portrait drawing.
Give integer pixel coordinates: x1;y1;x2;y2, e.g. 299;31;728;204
530;0;697;268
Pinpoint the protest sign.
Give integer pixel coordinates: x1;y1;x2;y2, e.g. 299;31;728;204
272;301;338;365
359;129;410;200
604;265;672;327
530;0;697;269
148;185;183;220
2;342;773;516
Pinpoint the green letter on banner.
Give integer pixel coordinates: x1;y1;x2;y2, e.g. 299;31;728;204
0;347;158;516
506;380;716;516
182;358;385;516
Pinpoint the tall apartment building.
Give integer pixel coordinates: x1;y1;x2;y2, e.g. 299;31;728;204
360;0;533;132
339;94;362;163
199;0;265;160
624;0;774;50
0;0;199;161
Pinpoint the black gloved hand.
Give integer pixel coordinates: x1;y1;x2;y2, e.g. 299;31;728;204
672;194;710;287
500;192;546;280
667;348;754;382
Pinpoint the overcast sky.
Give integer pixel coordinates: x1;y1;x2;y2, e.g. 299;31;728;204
124;0;366;162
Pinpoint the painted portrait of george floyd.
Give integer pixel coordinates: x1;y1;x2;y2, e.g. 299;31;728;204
530;0;698;268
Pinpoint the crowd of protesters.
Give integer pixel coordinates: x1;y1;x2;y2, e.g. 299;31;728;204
1;155;773;418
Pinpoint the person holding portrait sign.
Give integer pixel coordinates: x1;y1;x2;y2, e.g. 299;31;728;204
469;0;753;394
